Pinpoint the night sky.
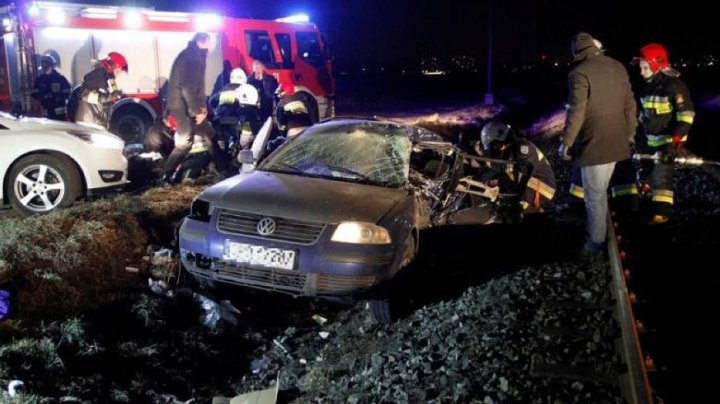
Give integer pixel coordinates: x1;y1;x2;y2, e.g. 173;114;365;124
5;0;717;67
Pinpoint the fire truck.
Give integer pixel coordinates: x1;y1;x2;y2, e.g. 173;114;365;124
0;1;334;143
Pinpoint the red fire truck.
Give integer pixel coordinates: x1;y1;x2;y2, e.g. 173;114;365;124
0;1;334;142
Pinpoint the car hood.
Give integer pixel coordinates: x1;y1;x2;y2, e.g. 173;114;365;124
202;171;410;224
0;116;109;134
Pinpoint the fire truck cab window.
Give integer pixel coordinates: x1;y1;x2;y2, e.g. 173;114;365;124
296;32;324;68
245;31;276;67
275;33;294;69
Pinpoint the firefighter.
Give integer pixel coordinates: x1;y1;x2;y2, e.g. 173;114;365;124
210;67;261;142
209;67;260;175
275;82;312;137
479;120;557;213
31;55;71;121
632;43;695;224
73;52;128;128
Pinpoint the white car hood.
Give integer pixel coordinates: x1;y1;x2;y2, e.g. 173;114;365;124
0;116;109;134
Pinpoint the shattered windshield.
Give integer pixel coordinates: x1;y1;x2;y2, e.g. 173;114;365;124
261;122;412;187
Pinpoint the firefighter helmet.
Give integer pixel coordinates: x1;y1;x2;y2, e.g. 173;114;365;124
634;43;669;73
236;83;259;106
106;52;128;72
276;81;295;97
40;54;56;66
229;68;247;85
481;120;512;150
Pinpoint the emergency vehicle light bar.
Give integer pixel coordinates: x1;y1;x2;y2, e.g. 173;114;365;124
275;14;310;24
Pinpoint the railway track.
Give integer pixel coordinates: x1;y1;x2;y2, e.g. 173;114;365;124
606;211;654;404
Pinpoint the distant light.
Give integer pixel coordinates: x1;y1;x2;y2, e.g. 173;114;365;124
275;14;310;24
195;14;222;31
124;12;142;29
46;8;66;25
2;18;11;31
554;62;559;67
28;4;40;17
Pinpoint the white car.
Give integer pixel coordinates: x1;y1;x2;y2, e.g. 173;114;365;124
0;112;127;215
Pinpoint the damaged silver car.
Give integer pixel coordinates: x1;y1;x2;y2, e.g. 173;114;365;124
179;118;526;322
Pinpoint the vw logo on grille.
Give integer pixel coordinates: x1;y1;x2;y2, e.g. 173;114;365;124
256;217;277;236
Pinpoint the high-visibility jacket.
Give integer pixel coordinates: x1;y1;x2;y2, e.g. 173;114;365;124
638;72;694;148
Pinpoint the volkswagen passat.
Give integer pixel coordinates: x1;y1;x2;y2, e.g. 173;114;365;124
179;118;522;321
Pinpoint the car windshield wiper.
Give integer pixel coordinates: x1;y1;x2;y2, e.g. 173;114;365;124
265;162;304;174
323;165;372;181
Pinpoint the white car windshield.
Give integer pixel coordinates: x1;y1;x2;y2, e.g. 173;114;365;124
261;122;412;187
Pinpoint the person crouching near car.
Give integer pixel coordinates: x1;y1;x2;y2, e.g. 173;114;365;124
74;52;128;128
479;120;557;213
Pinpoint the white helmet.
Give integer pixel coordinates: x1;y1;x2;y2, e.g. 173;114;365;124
229;68;247;85
236;83;259;106
480;120;511;150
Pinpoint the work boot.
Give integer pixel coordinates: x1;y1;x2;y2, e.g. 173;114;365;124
159;173;176;187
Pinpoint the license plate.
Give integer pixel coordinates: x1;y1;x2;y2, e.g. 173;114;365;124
223;240;296;270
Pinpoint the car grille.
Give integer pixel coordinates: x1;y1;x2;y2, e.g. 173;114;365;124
217;210;326;244
211;262;376;296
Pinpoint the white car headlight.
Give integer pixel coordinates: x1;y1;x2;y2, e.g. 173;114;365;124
331;222;392;244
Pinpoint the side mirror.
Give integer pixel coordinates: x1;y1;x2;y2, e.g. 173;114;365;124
237;150;255;164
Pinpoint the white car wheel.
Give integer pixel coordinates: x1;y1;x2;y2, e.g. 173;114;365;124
9;154;82;215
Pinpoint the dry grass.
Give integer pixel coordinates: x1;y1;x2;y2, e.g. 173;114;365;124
0;185;203;322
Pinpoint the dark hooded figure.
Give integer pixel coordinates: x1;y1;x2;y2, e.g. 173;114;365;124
162;32;213;184
558;32;636;257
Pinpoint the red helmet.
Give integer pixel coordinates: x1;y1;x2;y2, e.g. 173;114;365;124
276;81;295;96
106;52;128;72
636;43;669;73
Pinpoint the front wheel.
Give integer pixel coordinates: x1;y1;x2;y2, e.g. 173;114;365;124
370;233;416;324
9;154;82;216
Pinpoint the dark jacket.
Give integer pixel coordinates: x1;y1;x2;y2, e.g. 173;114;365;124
74;63;116;126
562;45;636;167
247;73;278;120
167;41;208;115
31;69;71;119
638;72;694;148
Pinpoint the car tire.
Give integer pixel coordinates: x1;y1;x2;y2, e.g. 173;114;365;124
8;154;82;216
370;233;416;324
110;105;153;144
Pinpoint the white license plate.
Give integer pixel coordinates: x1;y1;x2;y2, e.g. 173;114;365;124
223;240;296;270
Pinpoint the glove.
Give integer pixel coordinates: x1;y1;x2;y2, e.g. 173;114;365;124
558;143;571;161
670;135;689;158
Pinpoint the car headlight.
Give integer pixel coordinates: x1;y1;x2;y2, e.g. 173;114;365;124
189;198;212;222
331;222;392;244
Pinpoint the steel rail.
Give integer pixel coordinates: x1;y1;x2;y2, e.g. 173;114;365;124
606;210;654;404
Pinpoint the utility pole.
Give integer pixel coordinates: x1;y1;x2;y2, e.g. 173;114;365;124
484;0;494;106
